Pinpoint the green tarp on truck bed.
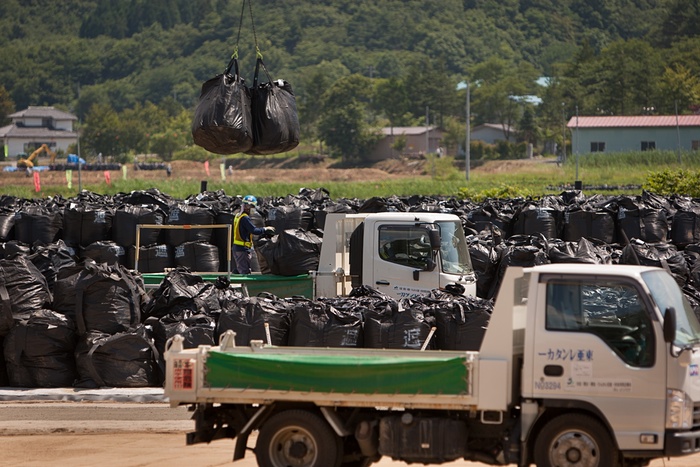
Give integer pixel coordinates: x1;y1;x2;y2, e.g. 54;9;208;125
204;350;470;395
141;273;314;298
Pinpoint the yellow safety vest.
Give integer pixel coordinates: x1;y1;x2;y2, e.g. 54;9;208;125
233;212;253;248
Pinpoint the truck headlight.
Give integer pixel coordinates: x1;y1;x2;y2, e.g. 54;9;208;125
666;389;693;429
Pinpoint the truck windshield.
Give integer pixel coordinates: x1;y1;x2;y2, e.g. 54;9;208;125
642;270;700;347
437;221;473;275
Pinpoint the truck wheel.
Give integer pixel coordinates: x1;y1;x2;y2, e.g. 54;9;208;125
256;409;341;467
533;414;620;467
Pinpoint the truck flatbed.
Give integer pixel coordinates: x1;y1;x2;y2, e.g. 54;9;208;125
166;334;478;410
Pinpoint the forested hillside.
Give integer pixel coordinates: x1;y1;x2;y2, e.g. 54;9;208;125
0;0;698;161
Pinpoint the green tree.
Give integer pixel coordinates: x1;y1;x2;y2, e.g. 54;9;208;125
471;56;538;140
318;74;380;163
151;109;191;160
0;85;15;125
81;104;125;158
592;39;662;115
657;64;700;114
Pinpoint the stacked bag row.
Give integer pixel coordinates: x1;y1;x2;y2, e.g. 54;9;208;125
0;258;245;389
0;264;491;389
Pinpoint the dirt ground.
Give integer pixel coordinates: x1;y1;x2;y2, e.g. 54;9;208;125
0;401;699;467
0;155;434;187
0;156;552;188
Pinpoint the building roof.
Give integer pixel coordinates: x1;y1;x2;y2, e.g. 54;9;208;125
472;123;514;133
0;125;77;139
567;115;700;129
9;106;78;121
380;126;440;136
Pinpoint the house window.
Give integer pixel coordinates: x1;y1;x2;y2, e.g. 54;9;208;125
590;142;605;152
641;141;656;151
692;140;700;150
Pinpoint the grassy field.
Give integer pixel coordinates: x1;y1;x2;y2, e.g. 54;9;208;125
1;150;699;201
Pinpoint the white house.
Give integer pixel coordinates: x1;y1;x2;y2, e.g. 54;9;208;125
567;115;700;153
0;106;79;159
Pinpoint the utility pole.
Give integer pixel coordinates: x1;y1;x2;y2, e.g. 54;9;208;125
561;103;566;164
466;82;470;181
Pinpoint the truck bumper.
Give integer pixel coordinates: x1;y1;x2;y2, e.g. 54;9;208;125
665;429;700;456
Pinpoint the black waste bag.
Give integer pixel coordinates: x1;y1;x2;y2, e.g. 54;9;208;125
0;255;52;336
216;294;291;346
13;204;63;245
619;239;688;287
547;237;613;264
363;300;435;350
130;244;173;273
265;205;314;233
52;260;146;336
4;309;77;388
487;236;550;300
0;240;31;259
245;58;300;155
512;203;562;240
671;208;700;249
142;267;222;321
62;203;114;248
74;326;161;388
116;188;172;212
288;298;363;347
0;208;15;241
0;336;7;386
147;310;216;366
616;197;669;244
192;57;253;155
173;241;219;272
165;203;215;246
112;204;166;248
564;208;615;243
268;229;322;276
214;210;235;272
432;296;492;351
467;235;499;299
80;241;127;267
27;240;77;292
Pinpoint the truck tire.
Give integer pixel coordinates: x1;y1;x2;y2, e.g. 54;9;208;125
533;414;620;467
255;409;341;467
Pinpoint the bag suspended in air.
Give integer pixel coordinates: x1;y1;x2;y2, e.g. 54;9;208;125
191;57;253;155
245;58;300;155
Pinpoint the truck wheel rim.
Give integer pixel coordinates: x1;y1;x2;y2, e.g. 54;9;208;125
548;431;599;466
269;425;318;467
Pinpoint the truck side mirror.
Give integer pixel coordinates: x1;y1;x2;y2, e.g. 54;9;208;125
663;307;676;345
426;226;441;251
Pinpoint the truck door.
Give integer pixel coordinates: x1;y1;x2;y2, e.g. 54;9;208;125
372;224;439;299
530;275;666;451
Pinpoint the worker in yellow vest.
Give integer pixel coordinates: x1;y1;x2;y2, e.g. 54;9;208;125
233;195;275;274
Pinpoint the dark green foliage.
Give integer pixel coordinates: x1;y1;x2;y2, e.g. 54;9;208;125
1;0;699;163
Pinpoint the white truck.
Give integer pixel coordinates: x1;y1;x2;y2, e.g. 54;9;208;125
164;263;700;466
313;212;476;299
140;212;477;299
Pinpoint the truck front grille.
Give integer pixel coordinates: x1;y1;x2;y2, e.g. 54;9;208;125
693;402;700;429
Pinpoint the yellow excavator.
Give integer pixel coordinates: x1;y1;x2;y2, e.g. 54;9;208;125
17;143;56;169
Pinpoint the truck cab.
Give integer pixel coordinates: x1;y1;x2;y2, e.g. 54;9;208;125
509;264;700;465
315;212;476;299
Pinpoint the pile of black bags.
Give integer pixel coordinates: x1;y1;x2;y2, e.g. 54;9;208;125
3;187;700;388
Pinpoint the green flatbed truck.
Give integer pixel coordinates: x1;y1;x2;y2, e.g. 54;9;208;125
165;264;700;466
141;212;477;300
